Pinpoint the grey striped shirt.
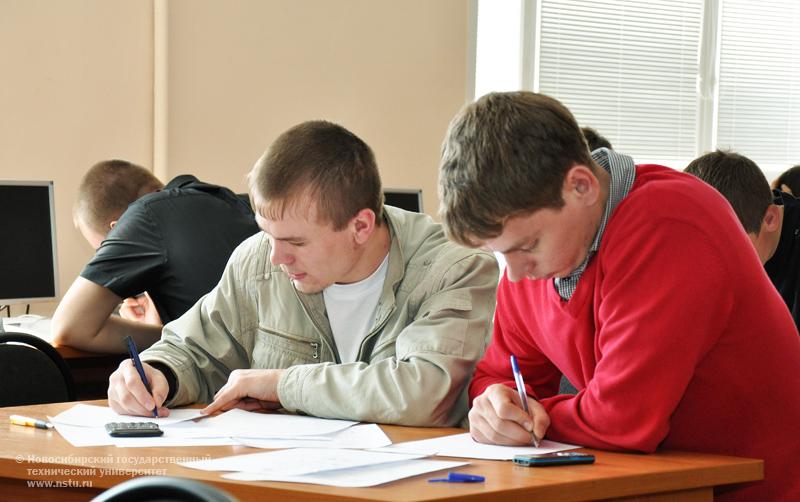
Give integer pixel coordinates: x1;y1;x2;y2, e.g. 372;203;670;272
554;148;636;300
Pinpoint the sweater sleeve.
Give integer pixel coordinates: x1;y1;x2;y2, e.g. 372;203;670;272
540;216;734;452
469;275;562;404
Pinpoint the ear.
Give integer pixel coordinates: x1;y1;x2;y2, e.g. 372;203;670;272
350;208;377;245
109;220;118;230
563;164;601;205
763;204;782;233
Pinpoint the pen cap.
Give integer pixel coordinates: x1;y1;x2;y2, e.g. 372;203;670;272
448;472;484;482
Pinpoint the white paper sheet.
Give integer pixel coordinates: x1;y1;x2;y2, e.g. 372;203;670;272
52;419;238;448
111;436;238;447
223;459;468;487
51;404;204;428
179;448;425;476
234;423;391;450
52;422;114;447
373;432;579;460
2;315;53;342
187;408;357;439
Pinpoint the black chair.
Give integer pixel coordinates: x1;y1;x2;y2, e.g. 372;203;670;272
0;332;76;406
91;476;238;502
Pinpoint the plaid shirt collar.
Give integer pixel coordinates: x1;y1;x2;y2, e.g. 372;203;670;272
554;148;636;300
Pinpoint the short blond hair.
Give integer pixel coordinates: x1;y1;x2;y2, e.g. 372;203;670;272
74;160;163;235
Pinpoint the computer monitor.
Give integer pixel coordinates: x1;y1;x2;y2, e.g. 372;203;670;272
383;188;423;213
0;181;58;304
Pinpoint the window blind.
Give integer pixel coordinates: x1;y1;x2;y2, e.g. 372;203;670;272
716;0;800;170
537;0;702;165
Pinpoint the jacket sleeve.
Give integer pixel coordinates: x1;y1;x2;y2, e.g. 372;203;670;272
277;251;499;426
140;238;256;406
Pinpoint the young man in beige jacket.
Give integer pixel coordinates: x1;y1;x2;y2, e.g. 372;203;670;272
107;120;498;426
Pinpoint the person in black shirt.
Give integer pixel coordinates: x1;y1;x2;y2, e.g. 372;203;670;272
772;164;800;196
52;160;258;353
685;150;800;330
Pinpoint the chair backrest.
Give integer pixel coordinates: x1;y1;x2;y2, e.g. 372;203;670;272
0;332;75;406
91;476;239;502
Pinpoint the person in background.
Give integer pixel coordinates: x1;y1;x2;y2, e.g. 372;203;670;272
580;126;612;152
772;163;800;195
685;150;800;329
52;160;259;353
106;120;498;426
438;91;800;501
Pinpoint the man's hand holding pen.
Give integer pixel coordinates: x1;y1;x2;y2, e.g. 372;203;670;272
469;383;550;447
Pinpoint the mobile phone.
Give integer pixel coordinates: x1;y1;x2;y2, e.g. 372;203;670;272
104;422;163;438
513;452;595;467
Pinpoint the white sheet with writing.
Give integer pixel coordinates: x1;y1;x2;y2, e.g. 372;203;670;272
179;448;425;476
224;459;468;487
373;432;580;460
182;408;358;439
50;404;204;428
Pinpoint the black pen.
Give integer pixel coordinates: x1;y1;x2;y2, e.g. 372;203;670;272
124;336;158;418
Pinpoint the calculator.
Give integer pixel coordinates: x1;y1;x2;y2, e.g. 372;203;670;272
104;422;163;437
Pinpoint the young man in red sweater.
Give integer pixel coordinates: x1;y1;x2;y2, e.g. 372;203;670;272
438;91;800;501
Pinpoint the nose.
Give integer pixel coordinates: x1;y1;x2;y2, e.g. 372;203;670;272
269;240;292;267
504;254;532;283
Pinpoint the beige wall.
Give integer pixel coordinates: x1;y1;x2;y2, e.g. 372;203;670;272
165;0;469;209
0;0;469;315
0;0;153;315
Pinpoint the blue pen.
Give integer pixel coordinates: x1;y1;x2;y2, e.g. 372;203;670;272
429;472;485;483
510;354;540;447
124;336;158;418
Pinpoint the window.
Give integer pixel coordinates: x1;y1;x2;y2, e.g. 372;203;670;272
715;0;800;172
473;0;800;175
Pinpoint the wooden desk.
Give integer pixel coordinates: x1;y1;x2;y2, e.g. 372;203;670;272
0;401;762;501
54;346;125;401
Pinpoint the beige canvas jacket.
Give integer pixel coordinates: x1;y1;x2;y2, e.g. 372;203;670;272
142;206;498;426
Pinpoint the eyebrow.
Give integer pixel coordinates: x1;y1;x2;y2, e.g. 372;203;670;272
254;216;306;242
495;238;534;254
261;229;305;242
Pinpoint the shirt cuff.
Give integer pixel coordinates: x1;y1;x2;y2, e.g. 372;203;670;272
148;361;178;403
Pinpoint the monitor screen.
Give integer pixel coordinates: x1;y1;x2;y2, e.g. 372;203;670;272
0;181;58;304
383;188;423;213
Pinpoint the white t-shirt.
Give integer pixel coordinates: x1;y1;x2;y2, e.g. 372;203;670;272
323;253;390;363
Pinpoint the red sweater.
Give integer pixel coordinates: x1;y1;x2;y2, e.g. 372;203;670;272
470;165;800;501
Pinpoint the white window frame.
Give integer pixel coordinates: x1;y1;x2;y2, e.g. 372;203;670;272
468;0;798;174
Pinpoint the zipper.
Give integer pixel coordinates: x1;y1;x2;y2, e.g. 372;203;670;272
293;291;338;362
257;326;321;360
356;304;396;360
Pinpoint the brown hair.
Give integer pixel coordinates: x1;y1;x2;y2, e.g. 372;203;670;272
438;91;593;246
773;164;800;195
581;126;612;151
684;150;771;234
248;120;383;230
74;159;163;235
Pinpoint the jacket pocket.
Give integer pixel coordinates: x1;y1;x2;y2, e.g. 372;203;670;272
252;326;321;369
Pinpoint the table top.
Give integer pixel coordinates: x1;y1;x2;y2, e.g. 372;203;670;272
0;401;763;501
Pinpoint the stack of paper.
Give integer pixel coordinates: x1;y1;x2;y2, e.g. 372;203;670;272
2;315;53;342
49;404;210;447
49;404;391;450
180;448;467;487
373;432;579;460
